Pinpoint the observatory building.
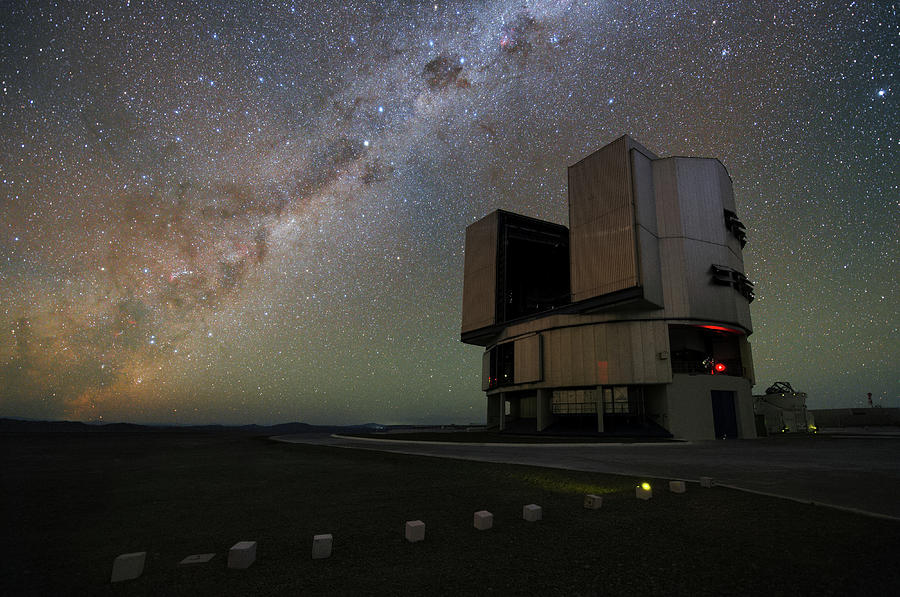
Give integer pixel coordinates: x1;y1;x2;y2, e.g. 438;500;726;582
460;136;757;440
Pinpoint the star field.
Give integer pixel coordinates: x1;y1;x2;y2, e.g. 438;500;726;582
1;1;897;425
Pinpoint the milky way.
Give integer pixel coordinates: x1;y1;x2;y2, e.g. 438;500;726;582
1;1;897;425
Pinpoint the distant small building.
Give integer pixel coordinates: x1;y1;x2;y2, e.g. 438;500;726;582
810;408;900;429
753;382;815;435
460;135;757;440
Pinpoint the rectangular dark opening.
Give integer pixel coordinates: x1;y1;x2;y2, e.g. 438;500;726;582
669;324;744;376
711;390;738;439
496;211;570;324
488;342;515;388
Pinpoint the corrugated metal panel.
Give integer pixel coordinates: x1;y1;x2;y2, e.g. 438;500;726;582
461;212;497;334
654;320;673;382
652;158;681;238
559;329;572;385
631;149;658;236
658;238;689;318
578;326;593;386
570;206;638;300
615;323;634;384
630;323;645;382
520;395;537;418
632;148;663;308
676;158;725;245
571;137;629;220
514;334;542;384
717;159;736;212
568;136;641;302
580;325;595;386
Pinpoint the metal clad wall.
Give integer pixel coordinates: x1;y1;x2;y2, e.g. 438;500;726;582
653;158;682;238
615;323;634;383
676;158;725;245
514;334;542;384
632;149;664;307
461;212;498;334
650;157;751;330
653;157;690;321
672;158;752;329
542;330;558;386
717;161;746;264
491;321;673;390
717;160;737;212
568;137;639;302
578;325;594;386
566;326;580;385
520;395;537;417
600;323;618;383
630;323;645;381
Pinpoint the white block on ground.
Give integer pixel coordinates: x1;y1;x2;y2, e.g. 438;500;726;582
523;504;542;522
700;476;714;488
669;480;686;493
636;486;653;500
227;541;257;569
584;494;603;509
179;553;215;565
312;534;333;559
473;510;493;530
405;520;425;543
110;552;146;582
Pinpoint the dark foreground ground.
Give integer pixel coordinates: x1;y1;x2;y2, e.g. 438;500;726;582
2;432;898;596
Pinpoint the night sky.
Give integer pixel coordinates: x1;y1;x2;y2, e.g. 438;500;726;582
1;1;896;425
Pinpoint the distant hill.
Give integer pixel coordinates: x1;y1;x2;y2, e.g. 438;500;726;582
0;418;383;434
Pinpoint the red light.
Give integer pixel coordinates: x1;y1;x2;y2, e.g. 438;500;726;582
714;362;727;373
698;325;742;334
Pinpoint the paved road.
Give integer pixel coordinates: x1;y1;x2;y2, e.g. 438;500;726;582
273;433;900;520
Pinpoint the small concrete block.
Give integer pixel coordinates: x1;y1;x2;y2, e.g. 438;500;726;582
636;485;653;500
523;504;542;522
110;552;146;582
227;541;257;569
584;494;603;509
179;553;215;565
669;480;686;494
405;520;425;543
312;534;333;559
473;510;493;530
700;476;714;488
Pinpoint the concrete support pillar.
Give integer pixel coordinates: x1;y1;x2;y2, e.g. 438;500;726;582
499;393;506;431
486;394;503;429
537;389;555;431
509;397;521;420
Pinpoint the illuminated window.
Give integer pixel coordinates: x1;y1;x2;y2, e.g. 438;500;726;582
487;342;515;388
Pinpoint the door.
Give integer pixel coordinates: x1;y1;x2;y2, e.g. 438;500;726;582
711;390;738;439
